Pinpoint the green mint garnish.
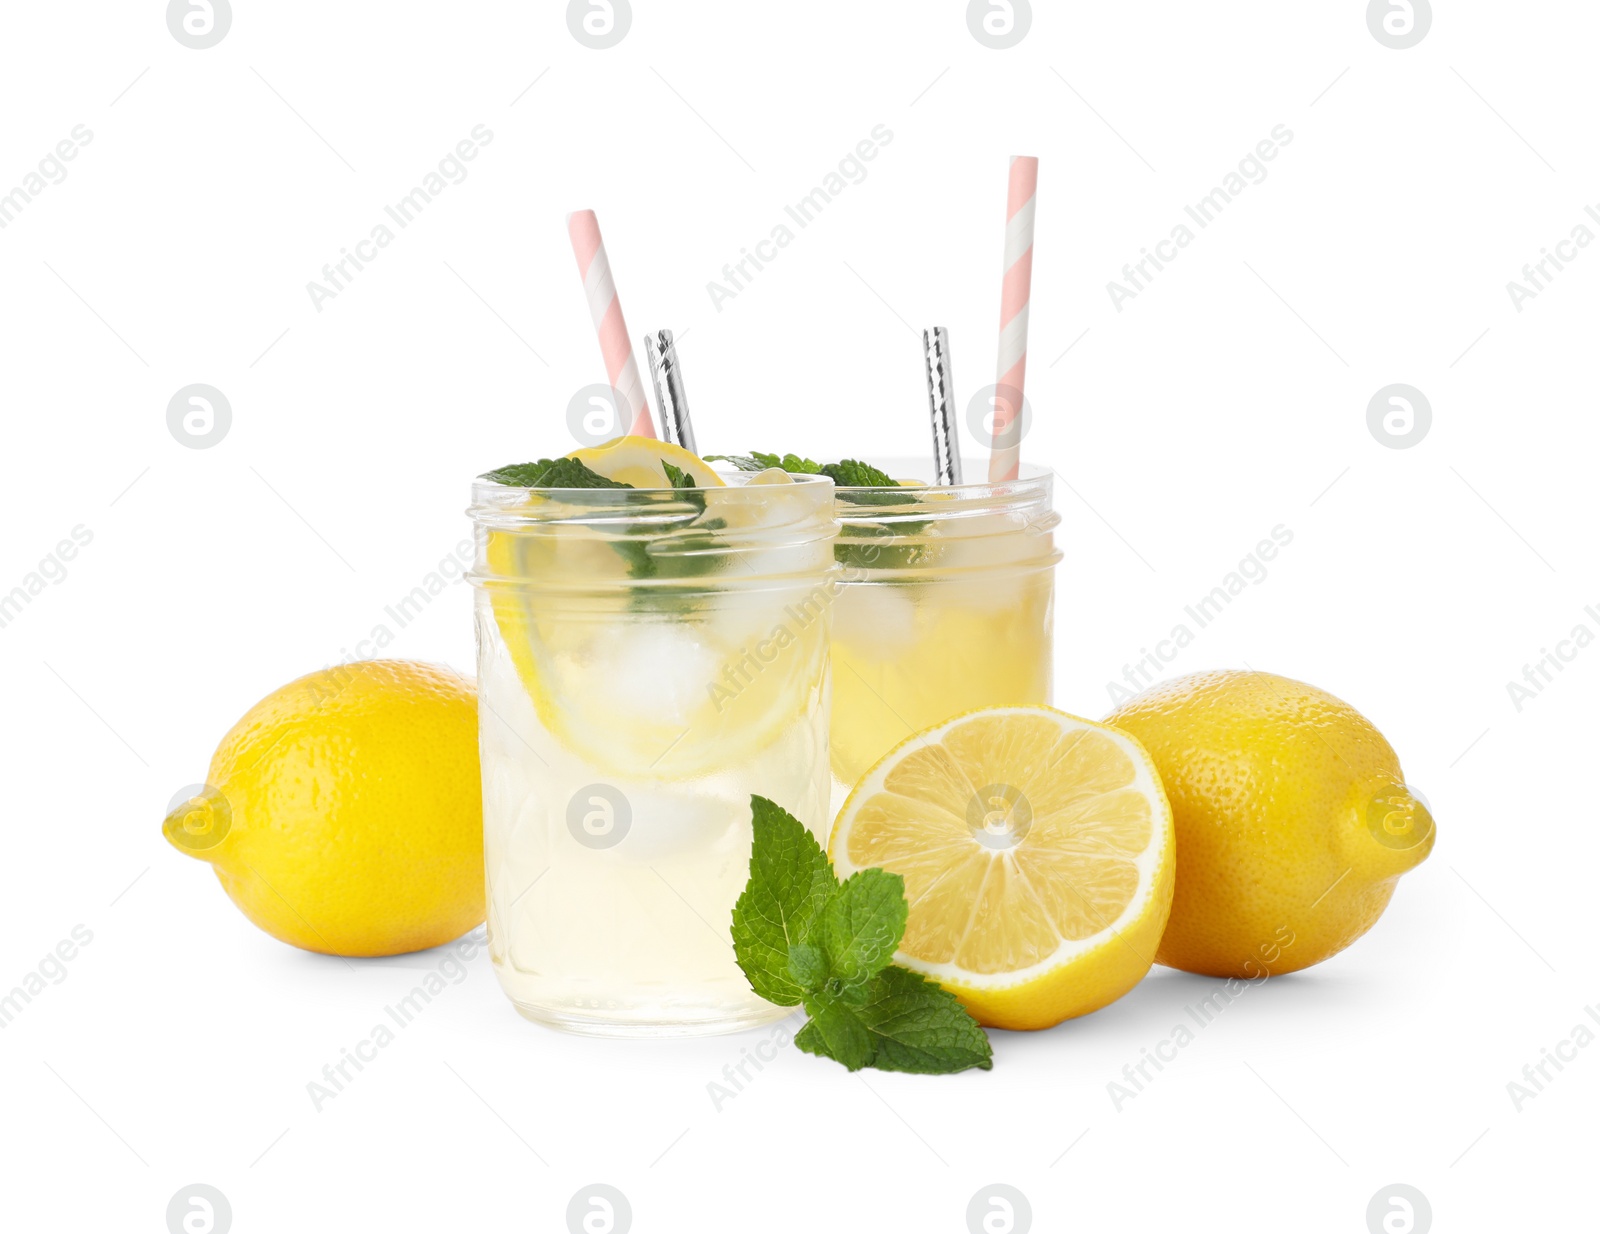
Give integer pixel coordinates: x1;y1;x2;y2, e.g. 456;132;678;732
731;795;837;1006
820;459;898;488
731;796;992;1075
660;461;709;515
759;452;824;475
481;458;632;489
706;452;824;475
480;460;555;486
814;459;937;571
480;456;731;592
823;869;908;983
708;452;901;487
797;966;993;1074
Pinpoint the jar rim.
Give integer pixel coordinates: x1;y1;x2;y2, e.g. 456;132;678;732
474;469;836;495
817;460;1055;532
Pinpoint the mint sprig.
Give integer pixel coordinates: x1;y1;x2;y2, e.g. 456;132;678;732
732;796;992;1075
481;458;631;489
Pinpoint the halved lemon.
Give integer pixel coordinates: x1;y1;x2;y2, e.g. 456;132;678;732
829;705;1175;1030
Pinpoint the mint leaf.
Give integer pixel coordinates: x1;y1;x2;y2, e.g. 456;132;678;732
530;457;633;489
758;452;824;475
795;999;874;1070
820;459;898;488
799;967;993;1074
730;796;838;1006
787;942;827;991
481;458;632;489
823;869;907;985
660;460;710;516
481;461;555;486
861;967;993;1073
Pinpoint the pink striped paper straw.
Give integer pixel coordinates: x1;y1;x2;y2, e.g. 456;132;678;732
989;156;1037;482
566;210;655;438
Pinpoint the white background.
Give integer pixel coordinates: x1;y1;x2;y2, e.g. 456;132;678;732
1;1;1594;1230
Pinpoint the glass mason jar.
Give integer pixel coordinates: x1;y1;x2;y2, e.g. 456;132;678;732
469;472;837;1037
828;461;1061;808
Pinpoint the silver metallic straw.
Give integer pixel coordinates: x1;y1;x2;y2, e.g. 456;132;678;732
923;326;962;485
643;330;697;454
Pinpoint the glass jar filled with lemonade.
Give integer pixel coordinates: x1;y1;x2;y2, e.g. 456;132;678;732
470;444;837;1036
827;460;1060;807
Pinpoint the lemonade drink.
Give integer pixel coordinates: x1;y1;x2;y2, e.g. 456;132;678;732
827;461;1059;806
470;465;837;1036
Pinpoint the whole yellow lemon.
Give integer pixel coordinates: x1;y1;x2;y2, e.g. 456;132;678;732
1106;670;1434;977
164;660;484;957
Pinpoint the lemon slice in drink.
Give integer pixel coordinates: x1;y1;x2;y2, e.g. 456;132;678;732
483;438;821;778
830;705;1175;1030
485;436;725;591
569;435;724;488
